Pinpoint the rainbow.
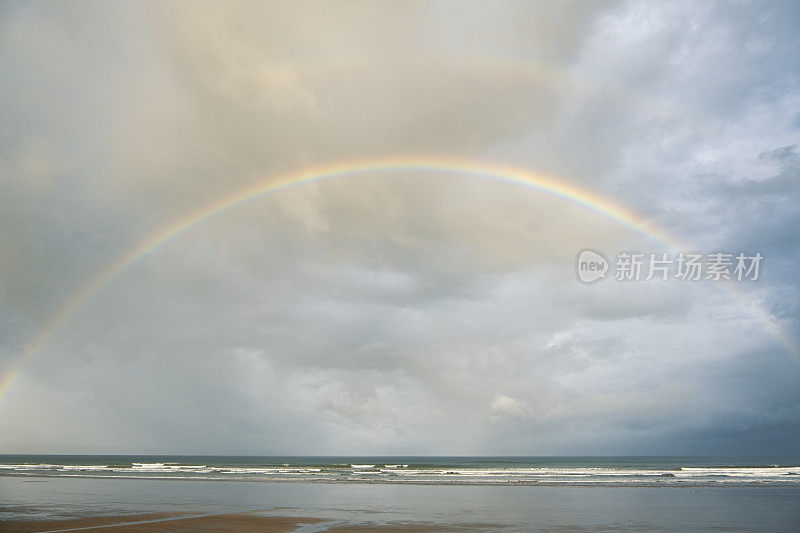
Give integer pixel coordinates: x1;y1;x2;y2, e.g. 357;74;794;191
1;156;796;402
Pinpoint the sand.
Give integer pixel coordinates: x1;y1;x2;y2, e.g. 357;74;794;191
0;513;501;532
0;512;328;532
0;511;503;532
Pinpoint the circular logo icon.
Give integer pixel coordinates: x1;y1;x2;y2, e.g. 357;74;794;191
577;250;608;283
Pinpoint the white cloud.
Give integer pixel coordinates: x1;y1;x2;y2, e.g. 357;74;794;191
1;0;798;455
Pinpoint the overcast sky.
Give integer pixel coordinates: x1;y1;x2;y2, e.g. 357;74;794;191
1;0;798;455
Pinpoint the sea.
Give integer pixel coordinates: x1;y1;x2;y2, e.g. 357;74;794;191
1;455;799;531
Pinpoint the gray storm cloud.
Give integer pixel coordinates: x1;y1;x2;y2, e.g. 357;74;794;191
0;0;798;454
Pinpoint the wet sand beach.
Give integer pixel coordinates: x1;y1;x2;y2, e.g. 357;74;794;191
0;512;328;532
0;513;497;532
2;476;799;532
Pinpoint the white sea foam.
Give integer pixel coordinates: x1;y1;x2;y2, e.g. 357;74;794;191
1;461;798;485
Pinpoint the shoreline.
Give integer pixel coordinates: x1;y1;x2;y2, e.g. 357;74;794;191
0;512;330;532
1;472;799;488
0;512;491;532
3;480;799;532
